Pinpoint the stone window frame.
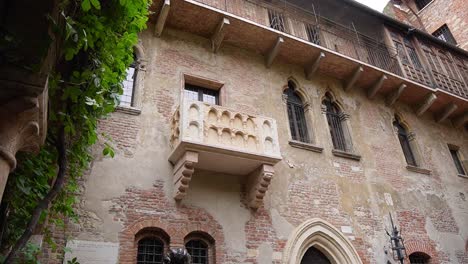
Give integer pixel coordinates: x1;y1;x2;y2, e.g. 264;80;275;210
134;227;171;264
321;91;360;160
180;73;225;106
282;77;323;153
447;144;467;178
184;231;216;264
391;113;431;174
116;42;147;115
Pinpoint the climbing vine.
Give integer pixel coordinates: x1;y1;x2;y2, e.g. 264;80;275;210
1;0;150;261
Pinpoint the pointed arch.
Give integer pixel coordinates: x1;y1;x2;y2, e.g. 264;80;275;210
285;77;310;105
282;219;363;264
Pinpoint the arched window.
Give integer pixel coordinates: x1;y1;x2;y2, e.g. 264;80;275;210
300;247;331;264
120;53;138;107
409;252;430;264
186;239;209;264
393;115;417;166
323;93;349;152
137;237;165;264
284;81;309;143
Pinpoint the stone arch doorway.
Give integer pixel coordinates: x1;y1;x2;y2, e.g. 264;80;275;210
282;218;363;264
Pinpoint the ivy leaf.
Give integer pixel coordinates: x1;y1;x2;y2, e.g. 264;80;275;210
90;0;101;9
81;0;91;11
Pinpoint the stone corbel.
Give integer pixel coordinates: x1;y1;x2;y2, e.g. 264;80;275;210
172;151;198;200
247;164;275;209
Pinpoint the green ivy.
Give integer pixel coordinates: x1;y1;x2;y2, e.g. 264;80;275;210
1;0;150;260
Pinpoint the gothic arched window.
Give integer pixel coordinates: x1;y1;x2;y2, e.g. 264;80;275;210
323;93;349;152
393;115;417;166
284;81;309;143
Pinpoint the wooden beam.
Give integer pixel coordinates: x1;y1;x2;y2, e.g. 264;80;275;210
305;52;325;80
415;93;437;117
211;17;230;53
386;83;406;106
435;103;458;123
367;74;387;99
265;37;284;68
344;65;363;91
154;0;171;37
452;112;468;128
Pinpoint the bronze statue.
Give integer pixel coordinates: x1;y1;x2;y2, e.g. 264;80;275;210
164;248;191;264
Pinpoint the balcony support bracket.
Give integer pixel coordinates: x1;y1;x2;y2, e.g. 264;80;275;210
211;17;230;53
452;112;468;128
265;37;284;68
436;103;458;123
247;164;275;209
344;65;364;91
368;74;387;99
415;93;437;117
305;52;325;80
173;151;198;201
154;0;171;37
386;83;406;106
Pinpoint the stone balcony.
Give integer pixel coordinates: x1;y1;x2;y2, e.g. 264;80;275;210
168;99;282;208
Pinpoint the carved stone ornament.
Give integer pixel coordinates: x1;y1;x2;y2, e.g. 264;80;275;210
163;248;191;264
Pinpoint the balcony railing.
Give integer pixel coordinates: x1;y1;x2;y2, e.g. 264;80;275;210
192;0;468;99
168;99;281;208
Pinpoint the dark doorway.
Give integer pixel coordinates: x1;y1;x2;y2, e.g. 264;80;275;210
300;247;332;264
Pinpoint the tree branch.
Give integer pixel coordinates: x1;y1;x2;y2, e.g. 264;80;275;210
4;126;67;263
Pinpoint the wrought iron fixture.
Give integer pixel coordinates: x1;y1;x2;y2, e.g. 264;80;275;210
386;213;406;264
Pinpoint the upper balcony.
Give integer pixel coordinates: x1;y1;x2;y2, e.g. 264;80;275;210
168;99;281;208
152;0;468;126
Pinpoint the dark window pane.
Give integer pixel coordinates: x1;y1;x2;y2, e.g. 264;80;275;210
284;87;309;143
415;0;432;10
409;253;430;264
186;240;208;264
300;247;331;264
432;24;457;45
323;96;347;151
137;238;164;264
184;84;219;105
450;148;466;175
393;118;417;166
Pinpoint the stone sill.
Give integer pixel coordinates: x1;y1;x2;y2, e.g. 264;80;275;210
458;174;468;179
332;149;361;161
116;106;141;115
406;165;431;175
289;140;323;153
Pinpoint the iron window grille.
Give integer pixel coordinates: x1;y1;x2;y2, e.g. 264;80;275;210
186;240;209;264
449;147;466;175
393;117;417;167
305;23;321;45
268;9;286;32
432;24;457;46
323;96;348;152
184;84;219;105
120;55;138;107
409;253;430;264
284;85;310;143
137;238;165;264
415;0;432;10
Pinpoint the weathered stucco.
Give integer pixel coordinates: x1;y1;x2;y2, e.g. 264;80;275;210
41;20;468;264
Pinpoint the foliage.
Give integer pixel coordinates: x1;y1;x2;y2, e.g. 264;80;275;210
1;0;150;259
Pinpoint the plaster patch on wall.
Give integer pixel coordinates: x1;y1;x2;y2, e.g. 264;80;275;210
341;226;353;234
271;208;294;239
384;193;394;206
257;243;273;264
333;162;341;168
